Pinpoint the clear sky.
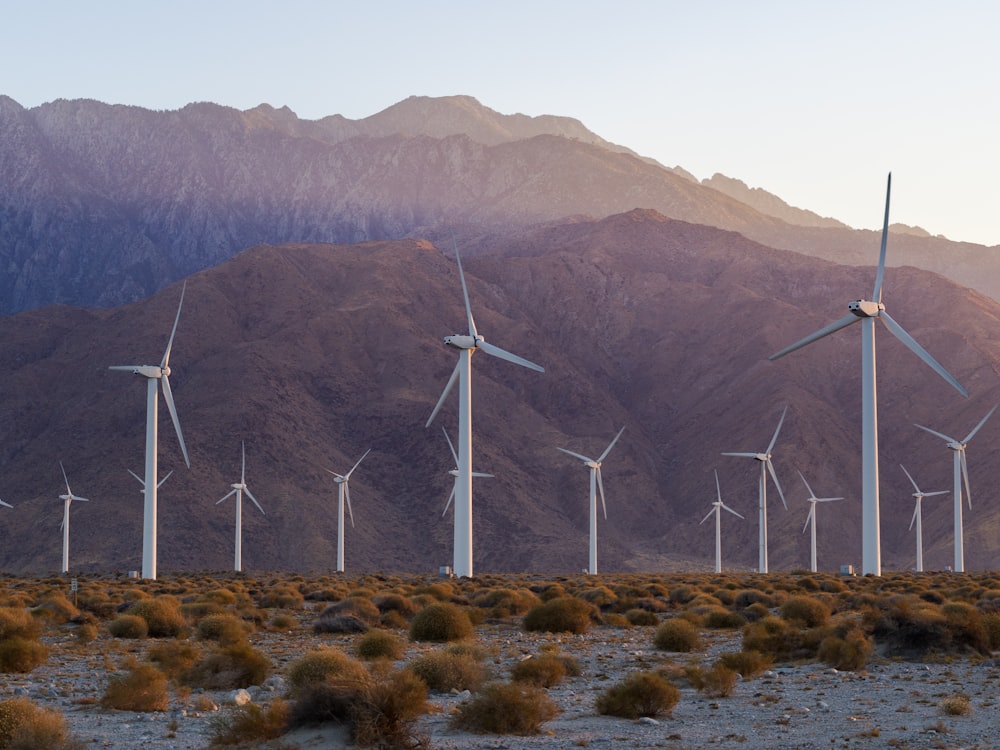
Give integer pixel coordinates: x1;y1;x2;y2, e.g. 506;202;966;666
5;1;999;246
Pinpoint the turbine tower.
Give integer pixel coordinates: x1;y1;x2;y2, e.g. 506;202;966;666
769;175;968;575
325;448;370;573
798;471;843;573
216;441;264;573
722;406;788;573
442;428;492;517
426;241;543;578
899;464;948;572
700;469;744;573
110;281;191;580
913;405;996;572
58;462;90;574
557;426;625;575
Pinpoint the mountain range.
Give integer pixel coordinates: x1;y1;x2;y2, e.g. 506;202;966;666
1;94;999;575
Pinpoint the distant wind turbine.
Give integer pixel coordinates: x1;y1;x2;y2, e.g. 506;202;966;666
700;469;744;573
58;462;90;574
798;471;843;573
217;441;264;573
722;406;787;573
913;404;996;572
110;281;191;580
558;426;625;575
899;464;948;572
442;428;492;517
769;175;968;576
426;240;543;578
325;448;370;573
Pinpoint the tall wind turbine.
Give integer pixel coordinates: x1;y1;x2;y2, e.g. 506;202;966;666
722;406;787;573
700;470;744;573
557;426;625;575
325;448;370;573
769;175;968;575
899;464;948;572
913;404;996;572
216;441;264;573
426;241;544;578
442;428;492;517
798;471;843;573
110;281;191;580
58;462;90;574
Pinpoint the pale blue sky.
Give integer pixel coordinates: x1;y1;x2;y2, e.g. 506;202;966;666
5;1;999;246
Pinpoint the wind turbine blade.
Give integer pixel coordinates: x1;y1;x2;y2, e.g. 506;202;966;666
767;459;787;509
60;461;73;495
161;280;187;369
240;441;246;484
324;468;345;479
700;508;715;525
443;485;455;517
345;483;355;528
923;490;949;498
721;503;744;520
767;406;788;454
963;404;998;443
345;448;371;479
873;173;891;303
960;450;972;509
913;422;958;444
157;470;173;489
596;468;608;520
74;495;90;503
769;314;859;360
443;428;459;465
817;497;844;503
452;238;478;339
802;505;814;534
714;470;723;503
879;312;968;397
598;426;626;462
244;487;265;515
426;360;460;427
216;489;237;505
0;499;12;509
127;469;144;486
797;470;816;500
160;375;191;468
909;503;919;531
900;464;921;494
477;341;545;373
721;452;757;458
471;472;494;478
557;447;594;464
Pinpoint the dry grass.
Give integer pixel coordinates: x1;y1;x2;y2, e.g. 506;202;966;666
450;682;558;735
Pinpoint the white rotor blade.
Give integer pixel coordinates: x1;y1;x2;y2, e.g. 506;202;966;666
240;441;246;484
879;312;968;397
766;459;787;509
721;502;744;520
721;452;757;458
816;496;844;503
161;280;186;369
797;470;816;500
700;507;715;525
73;494;90;503
922;490;949;498
873;173;891;303
558;447;595;464
477;340;545;373
596;468;607;520
960;450;972;509
909;502;919;531
471;472;494;478
443;484;455;517
345;448;371;480
157;470;173;489
769;314;859;360
244;486;265;515
452;239;478;339
127;468;144;486
914;422;958;444
899;464;921;494
598;426;626;462
963;404;998;443
443;428;459;465
767;406;787;454
714;470;723;503
160;375;191;468
802;504;815;534
345;483;355;528
59;461;72;495
426;360;460;427
216;488;237;504
0;499;12;509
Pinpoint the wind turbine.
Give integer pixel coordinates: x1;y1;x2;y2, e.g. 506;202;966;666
216;441;264;573
700;469;744;573
798;471;843;573
899;464;948;572
913;404;996;572
58;462;89;574
557;426;625;575
769;175;968;575
110;281;191;580
722;405;787;573
325;448;370;573
442;428;492;517
426;241;544;578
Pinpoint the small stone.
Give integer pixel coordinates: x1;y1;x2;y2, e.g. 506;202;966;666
638;716;660;726
228;688;252;706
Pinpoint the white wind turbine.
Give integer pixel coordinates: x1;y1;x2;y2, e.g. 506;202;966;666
58;462;90;574
899;463;948;573
769;175;968;575
426;241;544;578
325;448;370;573
913;404;996;572
700;469;744;574
557;426;626;575
722;405;787;573
798;471;843;573
216;441;264;573
442;428;493;517
110;281;191;580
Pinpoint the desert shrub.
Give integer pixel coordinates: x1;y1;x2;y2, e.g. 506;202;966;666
871;595;990;657
817;620;873;671
702;606;746;629
0;608;41;641
624;608;659;627
372;593;418;618
74;620;99;644
108;614;148;639
668;585;697;605
409;602;473;642
510;653;567;688
596;671;680;719
717;649;773;679
287;648;370;696
355;630;406;661
578;586;618;608
742;601;771;622
0;638;48;674
743;615;817;661
180;601;226;621
147;641;202;681
351;666;429;748
32;593;79;624
76;591;117;620
940;693;972;716
101;662;169;712
313;613;369;634
696;663;738;698
126;597;186;638
941;601;990;654
184;642;271;690
780;595;831;628
406;650;486;692
197;613;249;644
0;697;81;750
258;586;305;609
653;618;702;652
734;589;775;609
268;613;296;631
209;698;290;746
982;612;1000;650
319;596;381;624
470;588;540;617
450;682;558;734
522;597;595;635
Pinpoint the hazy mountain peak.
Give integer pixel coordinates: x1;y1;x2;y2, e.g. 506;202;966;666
703;173;849;230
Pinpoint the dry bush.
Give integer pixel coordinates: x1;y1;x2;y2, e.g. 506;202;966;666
147;641;202;681
653;618;702;652
108;614;148;639
522;597;595;635
197;613;249;645
319;596;381;624
0;697;83;750
742;615;821;661
313;612;369;634
470;587;540;617
577;586;618;608
940;693;972;717
779;595;831;628
0;608;42;641
696;663;739;698
595;671;680;719
982;612;1000;650
372;592;418;619
870;595;990;657
101;662;170;712
180;601;227;621
351;666;429;748
183;642;271;690
287;648;370;696
702;605;746;629
126;597;186;638
509;653;567;687
31;593;79;624
817;620;873;671
406;650;486;692
355;629;406;661
450;682;558;735
409;602;474;642
257;585;305;609
717;649;773;679
76;590;117;620
209;698;290;746
624;608;659;627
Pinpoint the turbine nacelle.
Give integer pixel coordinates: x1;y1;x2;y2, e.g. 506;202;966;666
444;334;482;350
848;299;885;318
